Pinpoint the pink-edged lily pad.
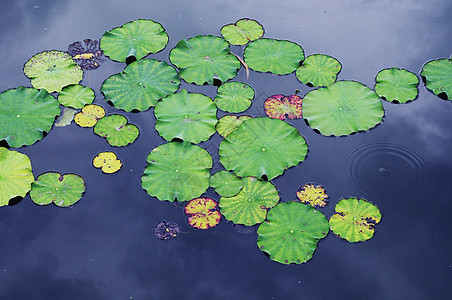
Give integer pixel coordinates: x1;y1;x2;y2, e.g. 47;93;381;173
264;94;303;120
185;198;222;229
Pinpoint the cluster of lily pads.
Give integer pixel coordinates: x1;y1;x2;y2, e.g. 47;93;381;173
0;18;451;265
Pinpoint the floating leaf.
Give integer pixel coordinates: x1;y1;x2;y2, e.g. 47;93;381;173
101;59;180;112
67;39;105;70
296;184;328;208
141;142;212;202
302;81;384;136
216;115;252;137
57;84;95;109
74;104;105;127
169;35;241;85
264;94;303;120
257;201;329;264
23;50;83;93
94;115;139;147
154;221;180;240
219;117;308;180
214;81;255;113
54;107;77;127
219;177;279;226
220;18;264;46
210;170;243;197
30;172;86;207
420;57;452;100
185;198;222;229
295;54;341;87
244;38;304;75
375;68;419;103
0;148;34;207
0;86;60;148
92;152;122;174
100;19;169;63
154;89;217;144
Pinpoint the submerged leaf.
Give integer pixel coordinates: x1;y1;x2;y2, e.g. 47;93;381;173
220;18;264;46
74;104;105;127
185;198;222;229
154;221;180;240
216;115;252;137
421;57;452;100
375;67;419;103
264;94;302;120
54;107;77;127
210;170;243;197
296;54;341;87
214;81;255;113
57;84;95;109
94;115;139;147
92;152;122;174
67;39;105;70
296;184;328;208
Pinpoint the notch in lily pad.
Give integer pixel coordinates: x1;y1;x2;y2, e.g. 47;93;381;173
220;18;264;46
264;94;302;120
420;57;452;101
185;198;222;229
67;39;105;70
93;152;122;174
296;54;341;87
296;183;328;208
94;114;139;147
375;67;419;103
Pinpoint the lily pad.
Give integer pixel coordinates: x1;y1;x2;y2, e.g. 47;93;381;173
214;81;255;113
329;197;382;242
0;148;34;207
219;117;308;180
216;115;252;137
169;35;241;85
30;172;86;207
154;221;180;240
93;115;139;147
302;81;384;136
92;152;122;174
375;68;419;103
421;57;452;100
257;201;329;264
141;142;212;202
100;19;169;63
244;38;304;75
101;59;180;112
185;198;222;229
23;50;83;93
296;54;341;87
57;84;95;109
74;104;105;127
210;170;243;197
264;94;303;120
54;108;77;127
219;177;279;226
0;86;60;148
154;89;217;144
68;39;105;70
220;18;264;46
296;183;328;208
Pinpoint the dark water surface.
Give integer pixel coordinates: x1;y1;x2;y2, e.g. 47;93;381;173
1;0;451;299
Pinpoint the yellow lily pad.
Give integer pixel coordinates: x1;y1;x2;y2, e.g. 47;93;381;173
92;152;122;174
74;104;105;127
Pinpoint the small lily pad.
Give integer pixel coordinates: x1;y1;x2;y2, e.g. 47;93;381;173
214;81;255;113
375;67;419;103
93;152;122;174
216;115;252;137
54;108;77;127
296;54;341;87
420;57;452;100
264;94;303;120
185;198;222;229
154;221;180;240
93;114;139;147
296;183;328;208
67;39;105;70
220;18;264;46
57;84;95;109
30;172;86;207
74;104;105;127
210;170;243;197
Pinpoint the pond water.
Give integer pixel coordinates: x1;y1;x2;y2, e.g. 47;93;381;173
0;0;451;299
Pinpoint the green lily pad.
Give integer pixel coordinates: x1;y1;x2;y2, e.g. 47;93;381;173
329;197;382;242
30;172;86;207
214;81;255;113
57;84;95;109
375;68;419;103
216;115;252;137
93;115;139;147
264;94;303;120
0;148;34;207
141;141;212;202
219;117;308;180
296;54;341;87
257;201;329;264
154;89;217;144
0;86;60;148
302;81;384;136
102;59;180;112
100;19;169;63
219;177;279;226
54;108;77;127
169;35;241;85
23;50;83;93
421;57;452;100
210;170;243;197
220;18;264;46
244;38;304;75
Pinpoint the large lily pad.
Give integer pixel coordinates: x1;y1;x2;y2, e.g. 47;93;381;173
329;197;382;242
421;57;452;100
302;81;384;136
30;172;86;207
57;84;95;109
0;148;34;207
220;18;264;46
100;19;169;63
219;177;279;226
296;54;341;87
219;117;308;180
264;94;303;120
216;115;252;137
141;142;212;202
154;89;217;144
375;68;419;103
0;86;60;148
214;81;255;113
94;115;139;147
102;59;180;112
244;38;304;75
210;170;243;197
169;35;241;85
257;201;329;264
23;50;83;93
185;198;222;229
